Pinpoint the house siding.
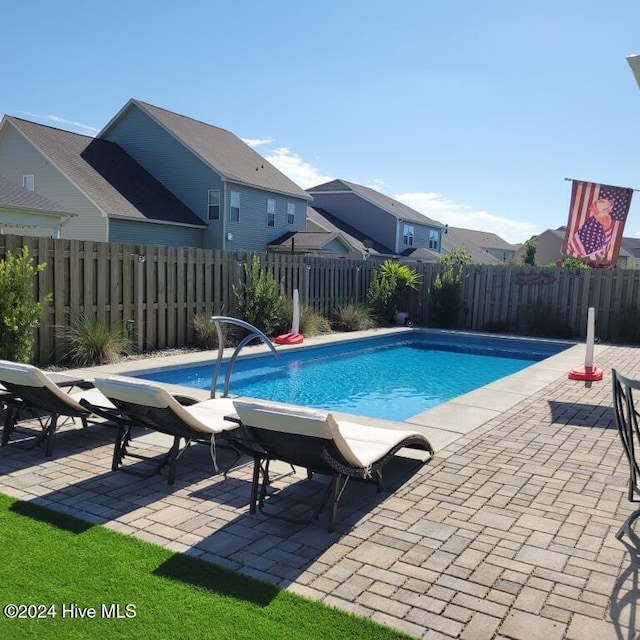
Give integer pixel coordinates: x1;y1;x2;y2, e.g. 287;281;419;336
225;184;307;251
109;218;203;248
0;124;107;241
397;222;441;254
101;105;218;246
308;191;397;250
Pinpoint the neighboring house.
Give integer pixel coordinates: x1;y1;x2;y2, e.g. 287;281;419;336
306;179;445;257
440;226;503;265
99;100;311;251
529;227;634;268
0;175;77;238
621;237;640;269
0;99;311;250
444;226;520;262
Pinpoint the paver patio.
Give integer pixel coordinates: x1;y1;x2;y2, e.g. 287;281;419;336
1;334;639;639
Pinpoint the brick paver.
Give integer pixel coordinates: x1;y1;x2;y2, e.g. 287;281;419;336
1;343;640;638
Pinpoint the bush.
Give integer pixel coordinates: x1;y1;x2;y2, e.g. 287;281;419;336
282;302;331;337
429;265;462;328
192;312;225;349
333;304;376;332
0;246;52;362
56;312;131;366
367;260;420;324
232;256;286;336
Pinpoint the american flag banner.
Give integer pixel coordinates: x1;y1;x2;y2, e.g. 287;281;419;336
562;180;633;266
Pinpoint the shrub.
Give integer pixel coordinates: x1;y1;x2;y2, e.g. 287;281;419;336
429;265;462;328
367;260;419;324
56;312;131;366
333;304;376;332
0;246;52;363
282;302;331;337
192;312;224;349
232;256;286;336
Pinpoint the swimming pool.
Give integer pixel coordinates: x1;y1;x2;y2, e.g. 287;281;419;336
137;331;572;421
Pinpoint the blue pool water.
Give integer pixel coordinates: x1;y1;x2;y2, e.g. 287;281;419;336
138;332;570;421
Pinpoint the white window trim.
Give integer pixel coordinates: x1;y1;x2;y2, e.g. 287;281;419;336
230;191;240;222
23;175;35;191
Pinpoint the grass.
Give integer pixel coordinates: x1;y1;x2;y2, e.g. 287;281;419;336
0;493;412;640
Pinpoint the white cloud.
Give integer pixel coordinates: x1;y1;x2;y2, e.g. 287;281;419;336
19;111;99;135
238;138;540;243
241;136;275;147
264;147;333;190
394;191;539;244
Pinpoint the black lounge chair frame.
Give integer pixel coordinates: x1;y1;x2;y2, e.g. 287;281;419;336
0;364;95;457
612;368;640;543
228;401;434;532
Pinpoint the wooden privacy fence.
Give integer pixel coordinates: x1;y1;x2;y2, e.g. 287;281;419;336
1;234;639;364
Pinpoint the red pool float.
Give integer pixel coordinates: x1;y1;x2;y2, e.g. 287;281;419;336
274;333;304;345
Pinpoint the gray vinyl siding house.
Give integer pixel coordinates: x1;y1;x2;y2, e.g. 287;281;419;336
99;100;310;251
307;179;444;256
0;120;106;241
0;99;310;250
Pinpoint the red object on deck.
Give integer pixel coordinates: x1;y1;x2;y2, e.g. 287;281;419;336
568;365;603;381
274;333;304;345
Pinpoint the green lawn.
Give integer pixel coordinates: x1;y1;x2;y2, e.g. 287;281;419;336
0;493;413;639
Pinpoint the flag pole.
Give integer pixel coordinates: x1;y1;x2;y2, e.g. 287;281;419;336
563;177;640;192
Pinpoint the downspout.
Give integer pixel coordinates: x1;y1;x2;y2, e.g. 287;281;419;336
221;181;227;251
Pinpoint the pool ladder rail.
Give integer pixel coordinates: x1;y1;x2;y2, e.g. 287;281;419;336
209;316;280;399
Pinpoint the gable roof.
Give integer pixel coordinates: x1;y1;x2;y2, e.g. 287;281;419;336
628;54;640;90
268;230;357;254
2;116;205;227
307;179;443;227
100;100;311;201
0;174;74;215
446;226;520;251
307;206;395;256
441;228;503;265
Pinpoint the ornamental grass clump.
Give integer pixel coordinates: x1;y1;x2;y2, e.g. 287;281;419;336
333;303;376;331
56;312;131;366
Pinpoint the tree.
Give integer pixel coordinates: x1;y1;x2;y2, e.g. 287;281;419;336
440;246;473;267
522;239;537;266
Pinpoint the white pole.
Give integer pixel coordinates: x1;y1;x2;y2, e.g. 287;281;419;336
585;307;595;369
292;289;300;334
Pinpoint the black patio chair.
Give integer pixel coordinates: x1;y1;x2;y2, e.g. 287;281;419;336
84;376;241;484
612;368;640;542
228;398;435;532
0;360;107;456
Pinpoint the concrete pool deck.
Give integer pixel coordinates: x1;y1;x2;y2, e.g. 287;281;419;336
1;329;638;639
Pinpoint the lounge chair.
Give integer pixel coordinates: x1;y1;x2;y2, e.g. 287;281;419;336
229;398;434;532
0;360;107;456
612;368;640;542
87;376;240;484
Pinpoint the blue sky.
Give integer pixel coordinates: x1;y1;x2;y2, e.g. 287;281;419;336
3;0;640;244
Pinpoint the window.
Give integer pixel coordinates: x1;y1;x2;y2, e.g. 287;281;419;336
287;202;296;225
428;229;439;250
267;198;275;226
230;191;240;222
403;224;414;246
208;190;220;220
23;175;35;191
